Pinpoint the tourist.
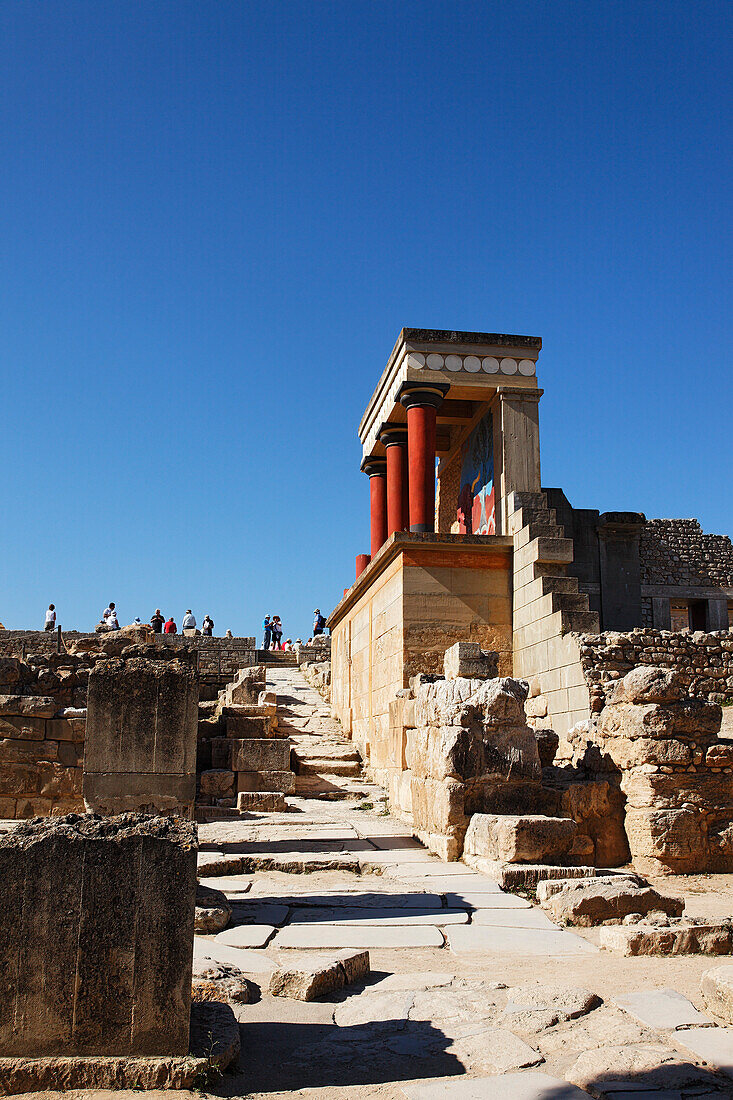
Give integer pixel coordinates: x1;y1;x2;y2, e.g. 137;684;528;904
225;628;233;638
164;615;177;634
133;617;142;625
271;615;283;650
313;608;326;636
202;614;214;636
182;609;196;631
44;604;56;631
283;638;293;651
103;602;116;626
262;615;272;650
150;609;165;633
107;607;120;630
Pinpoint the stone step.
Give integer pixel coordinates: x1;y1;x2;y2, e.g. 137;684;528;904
540;574;579;597
294;775;370;800
295;758;362;777
552;591;591;613
560;608;600;634
463;814;578;865
532;536;574;565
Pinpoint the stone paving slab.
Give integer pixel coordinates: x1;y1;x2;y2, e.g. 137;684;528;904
614;988;713;1031
248;889;447;908
471;907;561;930
400;1071;591;1098
673;1026;733;1076
287;906;470;926
447;925;599;957
388;862;488;878
193;937;277;974
230;902;290;925
198;874;253;894
392;874;504;893
215;924;277;948
444;890;532;910
274;923;445;950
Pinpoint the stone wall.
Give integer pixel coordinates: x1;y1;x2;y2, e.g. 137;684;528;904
578;629;733;713
0;699;84;819
640;519;733;589
0;632;256;699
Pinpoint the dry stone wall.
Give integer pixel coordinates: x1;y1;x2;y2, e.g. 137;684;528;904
578;629;733;712
640;519;733;588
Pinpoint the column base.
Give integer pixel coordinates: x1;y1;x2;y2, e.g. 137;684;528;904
409;523;433;534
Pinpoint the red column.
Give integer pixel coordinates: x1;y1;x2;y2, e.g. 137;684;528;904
399;387;446;533
379;426;409;538
355;553;371;579
362;458;387;558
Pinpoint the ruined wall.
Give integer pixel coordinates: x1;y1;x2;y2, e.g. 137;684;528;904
578;629;733;714
0;632;255;699
640;519;733;589
435;448;461;534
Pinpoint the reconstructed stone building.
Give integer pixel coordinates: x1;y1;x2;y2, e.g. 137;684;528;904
329;329;733;761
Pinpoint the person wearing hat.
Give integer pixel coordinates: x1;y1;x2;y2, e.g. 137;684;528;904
313;608;326;636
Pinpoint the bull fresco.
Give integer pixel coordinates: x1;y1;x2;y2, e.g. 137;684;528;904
457;410;495;534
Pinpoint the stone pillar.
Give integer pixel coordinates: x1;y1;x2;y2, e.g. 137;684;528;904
362;458;387;558
0;813;197;1056
597;513;645;631
495;388;542;534
707;599;730;631
84;656;198;817
379;425;409;538
355;553;371;580
399;386;446;533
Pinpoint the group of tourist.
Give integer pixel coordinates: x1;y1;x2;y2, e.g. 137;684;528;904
149;609;214;636
43;603;215;636
261;609;326;651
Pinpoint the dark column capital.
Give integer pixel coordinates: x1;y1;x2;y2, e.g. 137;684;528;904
398;383;449;412
378;424;409;448
361;457;387;477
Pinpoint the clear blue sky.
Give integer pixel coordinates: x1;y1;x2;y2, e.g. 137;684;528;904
1;1;731;638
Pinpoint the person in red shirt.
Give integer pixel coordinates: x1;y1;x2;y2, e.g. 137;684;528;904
164;616;177;634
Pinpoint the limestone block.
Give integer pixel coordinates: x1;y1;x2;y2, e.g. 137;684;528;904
269;950;369;1001
701;965;733;1023
47;717;85;742
0;813;197;1056
195;885;232;933
600;921;733;956
222;666;265;706
0;716;46;741
236;791;287;812
600;699;721;741
200;769;234;795
443;642;498;681
559;780;630;868
0;696;57;717
542;878;684;926
606;666;686;706
706;743;733;767
463;814;577;864
223;714;276;738
609;737;693;768
237;769;295;794
230;738;290;772
84;657;198;817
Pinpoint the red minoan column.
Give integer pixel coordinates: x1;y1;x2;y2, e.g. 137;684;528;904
361;458;387;558
355;553;371;579
379;426;409;538
399;386;447;533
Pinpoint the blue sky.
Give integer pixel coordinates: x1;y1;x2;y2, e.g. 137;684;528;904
1;1;731;638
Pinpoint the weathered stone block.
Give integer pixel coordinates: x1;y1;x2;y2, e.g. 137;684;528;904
606;666;685;706
542;878;685;926
0;696;56;718
600;921;733;956
444;642;498;681
0;716;46;741
84;657;198;817
0;813;197;1056
464;813;577;864
200;769;234;795
230;738;290;772
237;769;295;794
236;791;287;812
269;950;370;1001
701;965;733;1024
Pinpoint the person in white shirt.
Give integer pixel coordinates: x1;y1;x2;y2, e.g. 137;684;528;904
103;602;116;624
107;609;120;630
182;610;196;633
44;604;56;631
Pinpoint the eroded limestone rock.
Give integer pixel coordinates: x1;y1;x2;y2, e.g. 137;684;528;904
542;878;684;927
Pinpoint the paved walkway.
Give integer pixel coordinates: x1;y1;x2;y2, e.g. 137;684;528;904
195;666;733;1098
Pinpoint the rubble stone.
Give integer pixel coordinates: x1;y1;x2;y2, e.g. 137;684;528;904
542;878;684;926
268;949;370;1000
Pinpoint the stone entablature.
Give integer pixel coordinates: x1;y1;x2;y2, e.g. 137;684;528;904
358;328;541;462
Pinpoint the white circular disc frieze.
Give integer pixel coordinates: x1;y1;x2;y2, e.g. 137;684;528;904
445;354;462;371
500;357;518;374
482;357;499;373
464;355;481;372
518;359;536;375
426;353;444;370
406;353;425;369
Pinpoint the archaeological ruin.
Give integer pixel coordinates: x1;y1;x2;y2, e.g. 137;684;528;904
1;326;733;1097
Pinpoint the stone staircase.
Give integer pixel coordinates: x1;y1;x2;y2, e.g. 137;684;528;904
509;490;599;735
266;665;374;801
